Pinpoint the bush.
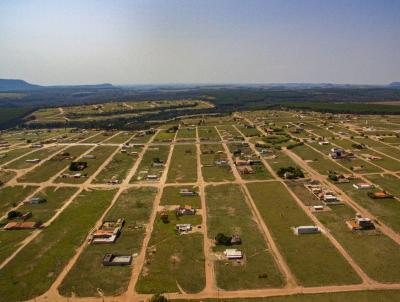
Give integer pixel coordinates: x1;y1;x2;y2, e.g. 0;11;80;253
276;166;304;179
215;233;232;246
150;294;168;302
287;142;304;149
328;173;338;181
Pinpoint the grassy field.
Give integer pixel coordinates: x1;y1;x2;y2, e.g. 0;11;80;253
366;174;400;197
132;145;171;182
14;186;77;222
167;144;198;183
0;185;38;217
0;147;31;166
176;127;197;140
216;125;244;140
0;169;16;185
335;180;400;233
226;143;274;180
92;146;142;184
80;132;110;143
135;212;205;294
206;184;284;289
266;151;301;173
0;188;117;302
314;201;400;283
236;125;262;137
290;144;347;175
160;185;201;208
129;132;154;144
247;182;361;287
56;145;118;184
18;145;92;183
101;131;133;144
153;130;176;142
173;290;400;302
200;144;234;182
0;186;78;263
198;127;221;141
4;146;63;170
59;187;157;297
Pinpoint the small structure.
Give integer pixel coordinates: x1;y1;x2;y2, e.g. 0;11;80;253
330;147;345;159
361;154;382;161
31;143;43;148
82;154;96;159
25;159;41;163
4;221;41;230
368;191;394;199
319;141;330;145
152;162;164;168
353;183;374;190
237;166;255;174
215;160;228;166
145;174;159;181
312;205;324;211
322;193;338;203
176;224;192;233
294;225;320;235
25;197;46;205
102;253;132;266
179;189;197;196
224;249;243;260
69;161;88;171
176;205;196;216
234;158;248;166
346;214;375;230
91;218;125;244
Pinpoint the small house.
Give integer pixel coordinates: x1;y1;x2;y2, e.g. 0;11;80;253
368;191;394;199
102;254;132;266
176;224;192;233
25;159;41;163
237;166;255;175
179;189;197;196
346;214;375;230
224;249;243;260
312;205;324;211
69;161;88;171
295;225;320;235
25;197;46;205
330;148;345;159
176;205;196;216
323;193;338;203
91;218;125;244
4;221;41;230
353;183;374;190
146;174;159;181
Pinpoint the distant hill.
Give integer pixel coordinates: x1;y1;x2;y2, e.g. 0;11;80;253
389;82;400;87
0;79;115;92
0;79;42;92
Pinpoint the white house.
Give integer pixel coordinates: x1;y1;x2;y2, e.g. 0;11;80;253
353;183;374;190
224;249;243;260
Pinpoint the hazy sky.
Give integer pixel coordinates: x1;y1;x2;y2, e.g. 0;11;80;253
1;0;400;85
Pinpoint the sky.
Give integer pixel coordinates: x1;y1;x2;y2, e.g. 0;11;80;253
1;0;400;85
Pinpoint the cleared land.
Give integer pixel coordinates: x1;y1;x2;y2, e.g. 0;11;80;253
59;187;157;297
135;212;205;294
247;182;361;286
206;184;284;289
0;188;117;302
167;144;198;183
